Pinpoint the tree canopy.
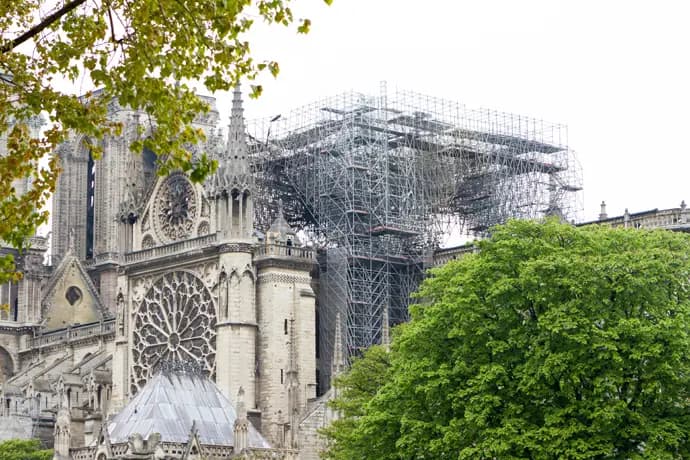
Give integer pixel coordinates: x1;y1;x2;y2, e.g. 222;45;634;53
0;439;52;460
324;219;690;459
0;0;330;283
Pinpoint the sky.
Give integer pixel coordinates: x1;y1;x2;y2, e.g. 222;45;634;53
209;0;690;223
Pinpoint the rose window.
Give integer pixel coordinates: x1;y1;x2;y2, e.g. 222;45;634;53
131;271;216;393
155;173;197;241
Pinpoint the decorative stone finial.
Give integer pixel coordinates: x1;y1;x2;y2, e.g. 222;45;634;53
67;228;76;254
598;201;608;221
381;307;390;352
331;313;346;380
234;386;249;452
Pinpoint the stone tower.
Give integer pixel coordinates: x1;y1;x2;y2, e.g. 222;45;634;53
208;86;259;408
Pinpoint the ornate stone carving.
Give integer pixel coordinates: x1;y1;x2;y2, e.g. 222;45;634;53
141;234;155;249
257;273;312;285
153;173;198;242
141;210;150;232
198;261;219;289
131;271;216;393
131;276;153;304
116;291;124;336
201;197;211;218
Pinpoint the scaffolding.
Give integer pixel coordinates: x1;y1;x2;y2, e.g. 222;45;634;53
248;84;581;391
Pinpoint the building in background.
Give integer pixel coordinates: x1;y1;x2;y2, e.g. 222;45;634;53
578;200;690;232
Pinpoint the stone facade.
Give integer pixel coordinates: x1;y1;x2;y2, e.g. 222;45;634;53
0;88;330;459
578;200;690;231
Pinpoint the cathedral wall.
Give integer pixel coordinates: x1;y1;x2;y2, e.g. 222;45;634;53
111;337;128;413
216;251;256;408
256;275;292;442
98;269;119;315
0;342;17;382
297;401;330;460
0;414;34;442
52;141;90;262
256;265;315;447
295;289;317;404
216;323;256;406
94;135;127;256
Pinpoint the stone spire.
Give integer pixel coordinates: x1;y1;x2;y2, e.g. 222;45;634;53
233;387;249;452
267;199;300;245
223;85;250;181
331;313;346;382
598;201;608;221
208;85;254;240
381;306;390;352
53;392;72;459
286;316;299;449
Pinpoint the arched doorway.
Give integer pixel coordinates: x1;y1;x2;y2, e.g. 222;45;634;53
0;346;14;383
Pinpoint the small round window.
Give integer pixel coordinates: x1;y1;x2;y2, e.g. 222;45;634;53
65;286;83;306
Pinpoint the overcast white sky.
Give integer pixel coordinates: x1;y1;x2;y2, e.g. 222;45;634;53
210;0;690;223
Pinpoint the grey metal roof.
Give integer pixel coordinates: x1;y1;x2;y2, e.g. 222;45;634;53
107;371;269;448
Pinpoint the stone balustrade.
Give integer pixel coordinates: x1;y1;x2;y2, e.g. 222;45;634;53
124;233;218;263
27;236;48;251
429;244;477;267
71;447;97;460
580;204;690;232
26;319;115;349
255;243;315;260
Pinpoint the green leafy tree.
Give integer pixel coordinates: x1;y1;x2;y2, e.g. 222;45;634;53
0;439;52;460
0;0;331;282
324;219;690;459
321;345;391;459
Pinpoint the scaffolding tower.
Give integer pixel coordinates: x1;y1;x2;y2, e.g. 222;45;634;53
248;85;581;392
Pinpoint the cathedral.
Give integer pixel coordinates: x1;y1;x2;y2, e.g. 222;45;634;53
0;88;338;459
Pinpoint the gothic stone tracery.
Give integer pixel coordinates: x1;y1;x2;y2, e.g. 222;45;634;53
154;173;198;242
131;271;216;393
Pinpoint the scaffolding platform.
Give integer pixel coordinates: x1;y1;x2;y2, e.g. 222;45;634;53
369;225;420;237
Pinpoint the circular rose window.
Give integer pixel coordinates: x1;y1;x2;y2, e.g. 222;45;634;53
154;173;198;242
131;271;216;393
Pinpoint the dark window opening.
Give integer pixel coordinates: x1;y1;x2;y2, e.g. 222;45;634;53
86;151;95;259
65;286;82;306
284;319;288;335
142;147;157;190
315;308;320;359
280;369;284;384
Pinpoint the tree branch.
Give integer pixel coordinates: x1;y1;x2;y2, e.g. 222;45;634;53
1;0;88;54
